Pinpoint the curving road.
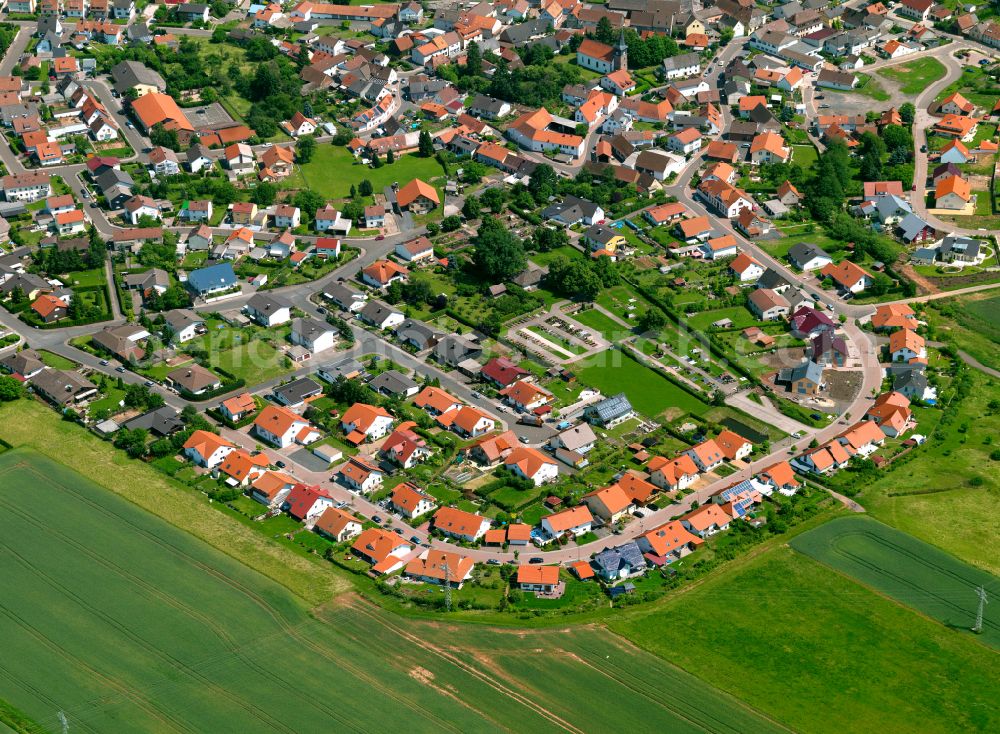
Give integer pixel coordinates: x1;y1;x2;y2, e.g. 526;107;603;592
1;21;990;564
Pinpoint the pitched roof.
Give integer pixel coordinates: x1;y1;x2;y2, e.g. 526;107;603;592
396;178;440;208
433;506;488;537
543;504;593;532
504;446;556;478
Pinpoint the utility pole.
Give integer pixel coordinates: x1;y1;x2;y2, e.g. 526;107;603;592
973;585;988;634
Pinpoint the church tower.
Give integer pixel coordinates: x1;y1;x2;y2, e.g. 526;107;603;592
613;29;628;71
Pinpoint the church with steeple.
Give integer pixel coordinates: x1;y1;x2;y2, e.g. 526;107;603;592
576;32;629;75
613;29;628;71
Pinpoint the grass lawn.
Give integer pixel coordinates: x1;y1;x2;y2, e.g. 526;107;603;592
685;307;763;332
206;338;294;385
790;144;817;171
61;267;106;288
611;545;1000;734
792;516;1000;649
294;146;446;200
37;350;78;370
87;386;125;417
576;350;711;419
859;369;1000;576
847;73;890;101
572;307;630;341
878;56;947;94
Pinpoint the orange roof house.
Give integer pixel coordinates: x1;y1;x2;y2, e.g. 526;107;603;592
313;507;363;543
414;385;462;415
131;92;194;132
218;449;270;485
362;259;409;286
31;294;67;321
647;453;699;492
680;503;732;537
516;564;560;589
432;506;490;541
638;521;703;558
820;260;872;292
759;460;801;493
613;471;658;504
351;528;411;573
872;303;917;331
504;446;558;485
581;484;633;522
396;178;440;211
405;549;475;587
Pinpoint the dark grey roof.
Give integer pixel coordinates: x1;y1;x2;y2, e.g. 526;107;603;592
940;235;981;260
274;377;323;406
433;334;482;365
122;406;184;436
756;267;793;291
111;60;165;95
894;368;927;393
370;369;418;396
395;318;441;349
593;542;646;576
788;242;831;266
359;299;402;325
319;357;363;381
0;349;45;377
542;195;602;223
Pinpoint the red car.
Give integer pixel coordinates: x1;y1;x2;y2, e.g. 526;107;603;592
375;235;385;240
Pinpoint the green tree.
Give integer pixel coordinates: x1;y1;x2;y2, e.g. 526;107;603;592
252;182;277;206
464;41;482;77
595;16;615;44
418;129;434;157
386;149;395;164
359;179;373;196
899;102;916;124
462;196;482;220
528;164;557;204
473;217;526;281
295;134;316;163
0;375;23;401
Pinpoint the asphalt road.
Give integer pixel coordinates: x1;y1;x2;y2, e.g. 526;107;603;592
4;23;998;563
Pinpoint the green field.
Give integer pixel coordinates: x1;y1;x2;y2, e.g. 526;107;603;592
576;351;712;419
791;516;1000;648
878;57;947;95
293;146;446;200
572;308;629;341
611;545;1000;733
0;447;786;733
859;369;1000;575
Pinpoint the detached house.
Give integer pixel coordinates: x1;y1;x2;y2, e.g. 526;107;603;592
337;456;385;493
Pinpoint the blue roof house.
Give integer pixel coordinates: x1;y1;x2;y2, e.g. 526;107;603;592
186;263;238;297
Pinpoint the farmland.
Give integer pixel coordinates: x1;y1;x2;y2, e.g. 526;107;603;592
576;350;712;419
0;447;786;734
859;369;1000;575
791;516;1000;649
611;545;1000;734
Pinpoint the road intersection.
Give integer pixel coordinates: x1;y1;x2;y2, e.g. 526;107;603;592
1;18;997;564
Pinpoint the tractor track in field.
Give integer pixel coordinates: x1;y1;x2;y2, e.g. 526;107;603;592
5;461;464;733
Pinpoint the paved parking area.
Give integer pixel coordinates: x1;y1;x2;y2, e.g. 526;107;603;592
187;103;236;130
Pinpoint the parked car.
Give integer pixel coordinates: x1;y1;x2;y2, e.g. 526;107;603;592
529;557;544;564
487;559;501;565
100;359;109;366
373;516;383;524
143;381;154;387
410;535;421;544
275;460;286;468
115;366;125;373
